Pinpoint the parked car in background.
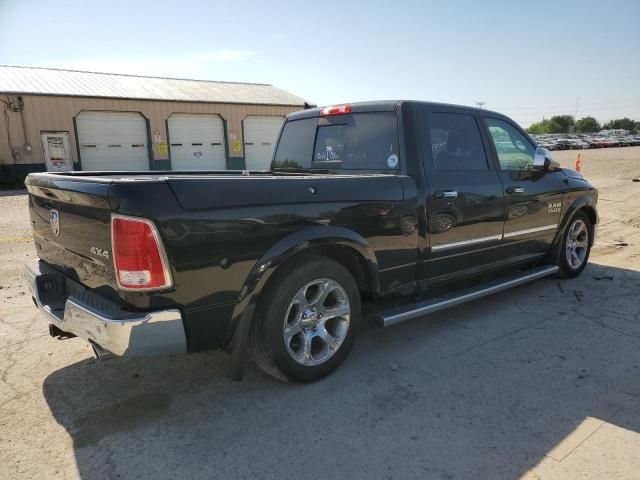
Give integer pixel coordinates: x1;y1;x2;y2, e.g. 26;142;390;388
531;130;639;151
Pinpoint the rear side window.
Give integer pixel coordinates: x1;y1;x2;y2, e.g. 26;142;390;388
272;118;316;169
272;113;399;171
428;113;488;171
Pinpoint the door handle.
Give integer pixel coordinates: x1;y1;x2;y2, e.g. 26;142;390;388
435;190;458;199
506;186;525;194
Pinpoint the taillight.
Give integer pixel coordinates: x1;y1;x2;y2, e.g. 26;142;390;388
320;104;351;116
111;215;172;291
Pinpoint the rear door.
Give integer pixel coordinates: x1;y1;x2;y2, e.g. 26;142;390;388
482;116;564;257
418;107;506;282
41;132;73;172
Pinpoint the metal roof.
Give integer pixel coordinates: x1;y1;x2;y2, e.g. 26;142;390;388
0;65;309;106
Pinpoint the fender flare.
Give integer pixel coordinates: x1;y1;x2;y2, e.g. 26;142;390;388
224;226;379;380
552;194;598;251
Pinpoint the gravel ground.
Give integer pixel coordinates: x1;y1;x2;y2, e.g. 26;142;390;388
1;147;639;480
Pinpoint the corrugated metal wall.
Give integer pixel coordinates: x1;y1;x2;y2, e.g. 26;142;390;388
0;95;300;169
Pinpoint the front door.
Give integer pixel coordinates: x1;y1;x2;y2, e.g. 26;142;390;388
482;116;564;257
418;107;506;283
41;132;73;172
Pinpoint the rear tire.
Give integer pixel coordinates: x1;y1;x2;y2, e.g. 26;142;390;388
554;211;593;278
247;254;361;382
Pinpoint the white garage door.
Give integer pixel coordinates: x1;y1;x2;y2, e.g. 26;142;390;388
168;114;226;170
243;116;284;170
77;111;149;171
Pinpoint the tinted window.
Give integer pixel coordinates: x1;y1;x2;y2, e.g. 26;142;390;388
273;113;399;171
312;113;399;170
486;117;536;171
428;113;488;171
272;118;316;169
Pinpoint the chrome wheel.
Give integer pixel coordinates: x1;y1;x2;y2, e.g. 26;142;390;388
434;214;455;233
566;219;589;269
283;278;351;366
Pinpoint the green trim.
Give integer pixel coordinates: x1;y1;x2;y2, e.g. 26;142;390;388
227;157;245;169
144;115;154;170
153;159;171;170
72;115;83;170
222;116;230;169
164;118;172;169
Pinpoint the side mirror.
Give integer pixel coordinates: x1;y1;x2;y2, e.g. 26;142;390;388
533;147;560;171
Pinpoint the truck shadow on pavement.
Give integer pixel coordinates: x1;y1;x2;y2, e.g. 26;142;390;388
42;261;640;479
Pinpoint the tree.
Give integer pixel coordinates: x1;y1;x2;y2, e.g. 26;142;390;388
547;115;575;133
602;118;637;132
526;120;549;134
574;116;601;133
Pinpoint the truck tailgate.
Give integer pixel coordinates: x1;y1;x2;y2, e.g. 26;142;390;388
26;177;117;291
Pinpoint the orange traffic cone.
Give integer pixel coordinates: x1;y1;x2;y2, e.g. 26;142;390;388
575;153;581;172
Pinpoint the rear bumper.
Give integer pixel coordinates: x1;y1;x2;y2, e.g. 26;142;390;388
24;260;187;357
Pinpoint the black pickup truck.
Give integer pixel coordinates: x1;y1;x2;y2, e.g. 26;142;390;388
25;101;598;382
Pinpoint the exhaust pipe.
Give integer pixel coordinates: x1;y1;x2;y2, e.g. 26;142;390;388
48;324;76;339
91;343;116;361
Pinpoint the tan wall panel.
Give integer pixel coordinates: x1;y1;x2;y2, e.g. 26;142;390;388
1;94;301;167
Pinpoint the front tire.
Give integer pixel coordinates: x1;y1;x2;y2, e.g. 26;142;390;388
247;255;361;382
555;211;593;278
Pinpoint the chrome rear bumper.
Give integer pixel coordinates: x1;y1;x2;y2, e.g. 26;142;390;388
25;260;187;357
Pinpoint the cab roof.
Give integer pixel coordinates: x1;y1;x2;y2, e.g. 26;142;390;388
288;100;507;121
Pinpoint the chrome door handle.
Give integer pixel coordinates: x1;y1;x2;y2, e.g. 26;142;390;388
435;190;458;199
506;186;525;194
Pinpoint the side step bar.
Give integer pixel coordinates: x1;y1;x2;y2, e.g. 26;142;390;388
374;265;559;327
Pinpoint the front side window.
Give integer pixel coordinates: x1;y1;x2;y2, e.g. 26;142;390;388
428;113;488;171
485;117;536;171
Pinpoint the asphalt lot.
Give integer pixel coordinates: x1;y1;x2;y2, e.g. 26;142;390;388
1;147;639;480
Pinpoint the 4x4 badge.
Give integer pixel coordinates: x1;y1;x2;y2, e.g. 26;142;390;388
49;209;60;237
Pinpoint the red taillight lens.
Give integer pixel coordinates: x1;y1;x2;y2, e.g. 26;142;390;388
320;104;352;116
111;215;172;290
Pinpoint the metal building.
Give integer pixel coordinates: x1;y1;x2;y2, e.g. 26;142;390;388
0;65;310;177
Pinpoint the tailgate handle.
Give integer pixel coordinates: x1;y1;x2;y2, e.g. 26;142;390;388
506;186;525;194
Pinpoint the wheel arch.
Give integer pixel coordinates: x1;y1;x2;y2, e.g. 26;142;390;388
224;226;379;354
552;194;599;252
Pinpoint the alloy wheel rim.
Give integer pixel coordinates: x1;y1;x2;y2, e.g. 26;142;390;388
283;278;350;366
566;219;589;269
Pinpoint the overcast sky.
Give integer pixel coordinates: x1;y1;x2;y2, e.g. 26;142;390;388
1;0;638;126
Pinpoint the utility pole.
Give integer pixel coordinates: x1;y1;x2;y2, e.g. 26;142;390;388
574;97;580;119
474;101;486;109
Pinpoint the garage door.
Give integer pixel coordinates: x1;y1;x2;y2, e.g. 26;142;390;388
243;116;284;170
76;111;149;171
168;114;226;170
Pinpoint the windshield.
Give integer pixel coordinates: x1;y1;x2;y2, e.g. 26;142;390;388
272;113;400;172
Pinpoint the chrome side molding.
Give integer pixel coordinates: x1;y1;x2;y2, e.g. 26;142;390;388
431;234;502;252
375;265;559;327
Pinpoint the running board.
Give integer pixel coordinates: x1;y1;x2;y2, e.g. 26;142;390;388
374;265;559;327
